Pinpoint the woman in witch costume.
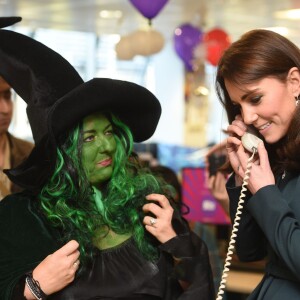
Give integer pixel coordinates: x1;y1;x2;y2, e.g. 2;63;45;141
0;23;214;300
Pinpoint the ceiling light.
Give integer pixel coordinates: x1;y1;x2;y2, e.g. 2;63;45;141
99;10;123;19
194;86;209;96
274;9;300;19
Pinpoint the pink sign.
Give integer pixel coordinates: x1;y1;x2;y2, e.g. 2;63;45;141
182;167;230;224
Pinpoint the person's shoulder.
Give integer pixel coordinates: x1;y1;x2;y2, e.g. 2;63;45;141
0;191;33;210
0;191;37;234
7;133;34;162
8;133;34;148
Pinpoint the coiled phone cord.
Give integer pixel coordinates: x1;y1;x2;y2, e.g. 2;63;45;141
216;150;256;300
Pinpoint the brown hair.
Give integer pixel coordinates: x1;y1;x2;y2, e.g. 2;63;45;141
216;29;300;175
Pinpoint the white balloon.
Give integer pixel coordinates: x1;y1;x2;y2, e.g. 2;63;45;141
115;35;135;60
130;29;164;56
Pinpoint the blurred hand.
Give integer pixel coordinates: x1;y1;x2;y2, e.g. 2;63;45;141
207;172;230;216
206;139;227;159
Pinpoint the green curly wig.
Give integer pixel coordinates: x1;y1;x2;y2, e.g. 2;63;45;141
39;113;176;264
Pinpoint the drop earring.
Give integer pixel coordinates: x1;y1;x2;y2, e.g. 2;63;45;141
295;95;300;107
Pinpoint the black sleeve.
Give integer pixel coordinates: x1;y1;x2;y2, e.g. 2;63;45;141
11;276;26;300
159;211;215;299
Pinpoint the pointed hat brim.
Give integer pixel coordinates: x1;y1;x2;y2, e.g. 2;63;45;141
0;16;22;28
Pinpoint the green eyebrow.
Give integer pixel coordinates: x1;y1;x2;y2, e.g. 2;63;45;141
83;124;112;134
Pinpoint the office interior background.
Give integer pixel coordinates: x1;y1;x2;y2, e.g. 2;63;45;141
2;0;300;298
6;0;300;148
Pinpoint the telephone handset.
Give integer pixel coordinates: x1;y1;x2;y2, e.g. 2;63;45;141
216;130;264;300
241;131;263;153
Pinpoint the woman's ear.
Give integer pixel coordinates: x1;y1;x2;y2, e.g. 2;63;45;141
288;67;300;97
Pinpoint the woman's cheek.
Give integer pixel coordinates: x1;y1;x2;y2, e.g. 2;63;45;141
82;146;98;172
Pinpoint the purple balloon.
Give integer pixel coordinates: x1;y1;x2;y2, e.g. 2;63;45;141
129;0;169;20
174;23;203;71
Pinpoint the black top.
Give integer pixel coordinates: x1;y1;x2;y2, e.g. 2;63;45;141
0;192;214;300
50;238;165;299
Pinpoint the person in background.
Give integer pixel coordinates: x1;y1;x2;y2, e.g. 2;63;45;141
150;164;224;295
149;165;187;214
216;29;300;299
0;27;214;299
204;140;231;299
205;139;229;216
0;17;34;199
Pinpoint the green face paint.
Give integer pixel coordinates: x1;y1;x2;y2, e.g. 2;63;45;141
82;112;116;188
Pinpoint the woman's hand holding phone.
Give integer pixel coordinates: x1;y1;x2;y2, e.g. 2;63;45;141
226;115;275;194
226;115;248;184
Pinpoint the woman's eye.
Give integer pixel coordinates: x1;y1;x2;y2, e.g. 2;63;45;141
84;135;95;143
231;102;241;108
105;129;114;136
4;91;11;100
251;95;262;104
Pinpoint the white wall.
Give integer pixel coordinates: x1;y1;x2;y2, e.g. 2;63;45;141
205;64;228;145
148;40;185;145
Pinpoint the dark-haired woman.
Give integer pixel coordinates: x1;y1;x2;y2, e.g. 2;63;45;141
216;29;300;299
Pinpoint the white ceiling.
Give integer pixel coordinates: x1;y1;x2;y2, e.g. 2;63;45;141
2;0;300;45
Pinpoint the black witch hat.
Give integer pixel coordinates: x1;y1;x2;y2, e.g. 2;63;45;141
0;17;84;189
0;16;21;28
0;19;161;191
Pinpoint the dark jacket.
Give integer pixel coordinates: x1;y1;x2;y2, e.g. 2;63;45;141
226;172;300;299
7;132;34;193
